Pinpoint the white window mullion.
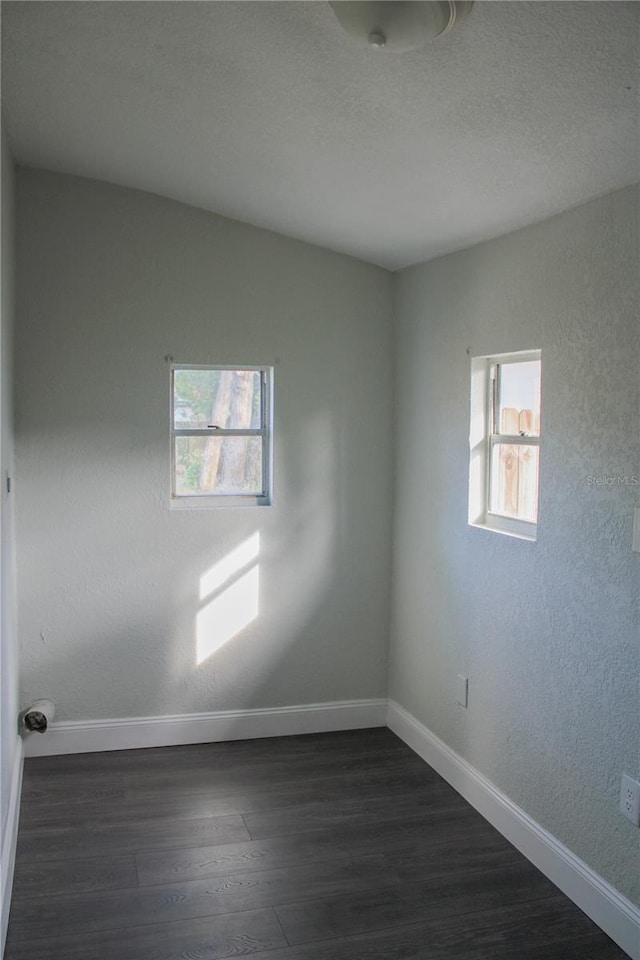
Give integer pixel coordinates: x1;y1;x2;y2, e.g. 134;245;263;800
174;429;263;438
490;435;541;448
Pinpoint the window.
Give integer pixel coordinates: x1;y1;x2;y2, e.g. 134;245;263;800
171;365;273;507
469;350;541;540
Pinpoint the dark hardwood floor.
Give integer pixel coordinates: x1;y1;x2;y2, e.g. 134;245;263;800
5;727;630;959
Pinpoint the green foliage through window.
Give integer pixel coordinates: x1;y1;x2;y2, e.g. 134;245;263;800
172;367;270;501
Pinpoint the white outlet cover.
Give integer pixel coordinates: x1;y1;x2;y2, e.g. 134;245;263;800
456;674;468;708
619;773;640;826
633;506;640;553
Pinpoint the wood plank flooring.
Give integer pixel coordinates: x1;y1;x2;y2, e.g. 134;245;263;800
5;727;630;959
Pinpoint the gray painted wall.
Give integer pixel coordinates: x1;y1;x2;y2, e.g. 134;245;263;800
15;170;393;721
389;185;640;904
13;167;639;909
0;124;18;864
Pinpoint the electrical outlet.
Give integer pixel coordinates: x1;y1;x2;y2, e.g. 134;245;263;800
633;506;640;553
619;774;640;826
456;674;468;708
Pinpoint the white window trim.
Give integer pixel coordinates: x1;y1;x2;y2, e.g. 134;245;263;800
170;363;274;509
468;350;541;541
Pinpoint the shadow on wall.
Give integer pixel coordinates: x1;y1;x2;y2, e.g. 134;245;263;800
19;407;380;722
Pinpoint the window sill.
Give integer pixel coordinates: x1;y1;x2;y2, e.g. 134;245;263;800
170;495;272;510
469;515;537;542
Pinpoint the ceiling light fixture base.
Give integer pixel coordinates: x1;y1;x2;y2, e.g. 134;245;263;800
329;1;474;52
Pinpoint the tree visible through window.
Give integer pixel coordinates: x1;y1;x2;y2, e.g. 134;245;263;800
171;366;273;504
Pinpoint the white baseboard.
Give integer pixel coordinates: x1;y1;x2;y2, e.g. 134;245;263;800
18;696;639;957
22;698;388;758
1;737;23;959
387;699;640;960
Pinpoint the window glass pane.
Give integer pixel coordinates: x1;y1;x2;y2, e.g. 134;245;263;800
490;443;539;522
174;369;262;430
175;436;263;496
497;360;541;437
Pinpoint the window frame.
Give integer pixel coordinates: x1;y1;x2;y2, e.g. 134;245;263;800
170;363;273;509
468;350;541;541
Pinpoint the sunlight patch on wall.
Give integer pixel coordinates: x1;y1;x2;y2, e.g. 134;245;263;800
199;532;260;599
196;533;260;665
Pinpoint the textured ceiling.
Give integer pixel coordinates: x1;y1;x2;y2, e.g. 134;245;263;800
2;1;638;269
